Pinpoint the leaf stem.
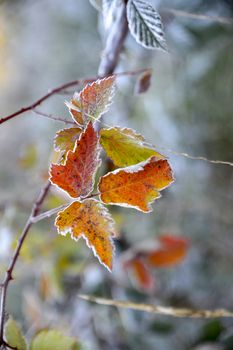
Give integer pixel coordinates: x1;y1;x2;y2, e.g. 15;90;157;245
32;193;101;224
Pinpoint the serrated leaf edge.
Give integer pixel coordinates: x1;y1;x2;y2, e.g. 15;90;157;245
49;123;102;199
55;199;116;271
126;0;167;51
98;156;175;213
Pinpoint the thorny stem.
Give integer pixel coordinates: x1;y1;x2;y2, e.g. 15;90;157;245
0;181;51;347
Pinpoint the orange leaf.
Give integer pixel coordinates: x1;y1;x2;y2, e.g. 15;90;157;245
50;122;101;198
55;199;116;270
146;235;189;267
125;257;155;292
98;156;174;212
66;76;115;126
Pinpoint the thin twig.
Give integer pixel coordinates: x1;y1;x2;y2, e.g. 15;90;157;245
0;80;85;126
162;147;233;167
79;294;233;319
32;109;77;125
31;204;67;223
0;181;51;345
0;68;150;127
85;111;233;169
163;8;233;25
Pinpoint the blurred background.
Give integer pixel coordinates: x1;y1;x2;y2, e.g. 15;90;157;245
0;0;233;349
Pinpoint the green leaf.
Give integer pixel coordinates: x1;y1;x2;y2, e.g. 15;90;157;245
30;330;80;350
100;127;163;167
126;0;167;51
5;317;27;350
19;144;37;170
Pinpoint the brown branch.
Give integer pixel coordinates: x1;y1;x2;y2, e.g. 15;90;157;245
0;80;86;126
79;294;233;319
0;68;149;127
0;181;51;346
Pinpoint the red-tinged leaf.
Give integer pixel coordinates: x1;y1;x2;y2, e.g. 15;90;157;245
66;76;115;125
146;235;189;267
50;122;101;198
54;127;82;153
55;199;116;271
98;156;174;212
66;93;84;126
134;70;152;95
125;257;155;292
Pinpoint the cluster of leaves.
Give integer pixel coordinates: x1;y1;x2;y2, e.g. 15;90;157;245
49;76;174;271
90;0;167;51
123;234;189;292
5;317;80;350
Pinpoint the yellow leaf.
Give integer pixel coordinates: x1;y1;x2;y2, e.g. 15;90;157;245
100;127;163;167
54;127;82;154
55;199;116;271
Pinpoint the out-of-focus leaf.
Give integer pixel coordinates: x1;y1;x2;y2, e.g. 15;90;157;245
50;122;101;198
55;199;116;271
5;317;27;350
100;127;163;167
39;272;52;300
200;320;223;342
99;157;174;212
18;144;37;170
150;320;174;334
134;70;152;94
146;235;189;267
30;330;80;350
126;0;167;50
125;256;155;291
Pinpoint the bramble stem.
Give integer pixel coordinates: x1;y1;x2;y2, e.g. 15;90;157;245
0;68;149;127
0;181;51;346
0;2;130;346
